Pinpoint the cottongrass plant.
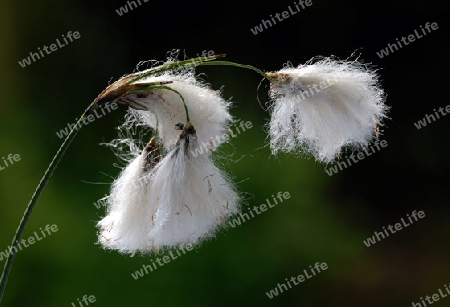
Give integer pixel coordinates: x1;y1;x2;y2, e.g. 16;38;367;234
96;59;240;253
0;52;389;302
267;56;388;163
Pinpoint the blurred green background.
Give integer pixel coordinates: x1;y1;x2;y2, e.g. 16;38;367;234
0;0;447;306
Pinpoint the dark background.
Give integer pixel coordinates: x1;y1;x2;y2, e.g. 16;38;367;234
0;0;447;306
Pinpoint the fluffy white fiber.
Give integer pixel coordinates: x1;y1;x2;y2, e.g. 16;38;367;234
97;153;157;253
97;124;239;253
124;71;233;151
96;58;240;254
268;57;388;163
147;124;239;248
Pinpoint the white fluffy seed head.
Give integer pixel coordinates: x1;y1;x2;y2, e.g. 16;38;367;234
147;124;239;248
123;71;233;151
97;123;239;253
268;56;389;163
97;153;156;254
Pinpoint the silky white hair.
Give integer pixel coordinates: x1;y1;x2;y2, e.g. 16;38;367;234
125;71;233;151
97;153;156;253
268;56;388;163
97;124;239;253
147;125;239;248
96;58;240;253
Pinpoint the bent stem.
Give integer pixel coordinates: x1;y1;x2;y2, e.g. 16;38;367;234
127;54;227;84
127;55;270;85
0;55;270;304
0;116;84;304
197;60;268;78
129;85;190;124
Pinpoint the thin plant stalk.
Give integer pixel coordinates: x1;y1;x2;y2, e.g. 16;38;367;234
0;55;269;305
126;55;269;85
197;60;267;78
0;116;84;304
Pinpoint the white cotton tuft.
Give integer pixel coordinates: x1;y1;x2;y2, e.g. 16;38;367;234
147;124;239;248
97;140;161;254
97;124;239;253
268;57;389;163
123;71;233;150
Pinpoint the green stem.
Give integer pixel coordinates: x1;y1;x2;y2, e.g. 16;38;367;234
0;55;269;304
127;55;269;84
126;57;268;125
196;60;268;78
127;54;227;85
128;85;190;124
161;86;190;124
0;116;84;304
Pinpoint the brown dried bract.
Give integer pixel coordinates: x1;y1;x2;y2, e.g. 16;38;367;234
85;75;173;115
143;138;162;172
